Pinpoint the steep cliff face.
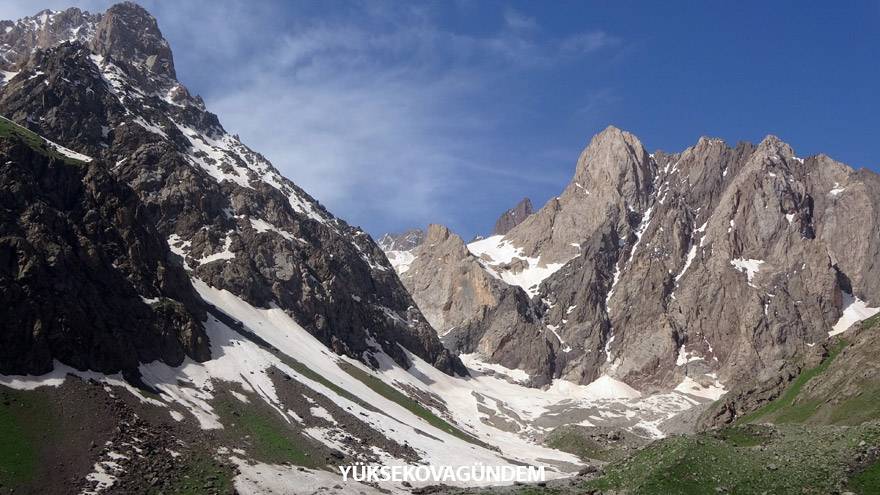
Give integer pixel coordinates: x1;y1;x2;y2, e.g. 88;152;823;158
394;125;880;393
0;123;209;381
0;2;464;376
393;224;556;384
493;197;534;235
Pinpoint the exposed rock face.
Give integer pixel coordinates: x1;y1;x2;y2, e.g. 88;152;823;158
397;125;880;392
90;2;176;79
393;225;555;384
0;134;209;380
493;197;533;235
0;3;464;377
0;8;97;73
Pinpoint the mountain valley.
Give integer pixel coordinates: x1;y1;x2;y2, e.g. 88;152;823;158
0;3;879;495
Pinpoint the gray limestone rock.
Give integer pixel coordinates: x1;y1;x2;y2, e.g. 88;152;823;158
493;197;533;235
397;125;880;394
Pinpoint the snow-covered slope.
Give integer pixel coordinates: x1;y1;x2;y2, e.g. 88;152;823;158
467;235;571;297
2;275;723;491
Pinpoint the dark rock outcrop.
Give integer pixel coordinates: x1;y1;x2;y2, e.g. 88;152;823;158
0;134;209;380
0;3;464;377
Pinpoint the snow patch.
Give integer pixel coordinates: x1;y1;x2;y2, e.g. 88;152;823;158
459;354;531;383
674;376;726;401
247;217;299;242
829;291;880;336
385;249;416;274
676;346;704;366
730;258;764;284
467;235;567;297
197;233;235;264
233;459;385;495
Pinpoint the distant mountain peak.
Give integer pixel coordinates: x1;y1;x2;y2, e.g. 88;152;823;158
378;228;425;252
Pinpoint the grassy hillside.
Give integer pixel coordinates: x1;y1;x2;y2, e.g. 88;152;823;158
737;314;880;426
0;116;88;165
735;339;849;425
579;423;880;495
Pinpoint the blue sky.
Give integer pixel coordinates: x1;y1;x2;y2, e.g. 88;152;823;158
3;1;879;239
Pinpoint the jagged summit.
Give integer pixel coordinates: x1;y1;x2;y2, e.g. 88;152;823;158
92;1;176;78
401;123;880;398
378;227;424;252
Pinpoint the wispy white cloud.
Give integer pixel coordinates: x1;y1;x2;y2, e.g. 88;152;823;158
201;3;621;234
504;8;538;31
560;31;619;55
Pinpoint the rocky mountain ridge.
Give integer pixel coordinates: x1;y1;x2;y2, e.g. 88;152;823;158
385;126;880;396
0;2;464;378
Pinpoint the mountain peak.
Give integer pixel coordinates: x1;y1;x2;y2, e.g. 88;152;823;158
755;134;796;160
571;125;652;205
695;135;727;148
426;223;456;243
91;1;175;78
582;125;647;160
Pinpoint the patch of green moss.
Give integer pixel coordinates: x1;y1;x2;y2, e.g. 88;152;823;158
513;487;565;495
160;454;234;495
280;356;364;408
827;383;880;426
583;424;880;495
861;312;880;331
712;426;768;447
544;426;620;462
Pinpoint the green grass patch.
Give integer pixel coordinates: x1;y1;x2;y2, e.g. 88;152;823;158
338;362;486;447
215;397;321;467
0;116;87;165
0;388;56;488
738;340;847;425
849;458;880;495
861;312;880;331
280;356;365;408
513;487;565;495
712;426;768;447
583;423;880;495
827;383;880;426
544;425;622;462
160;454;234;495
